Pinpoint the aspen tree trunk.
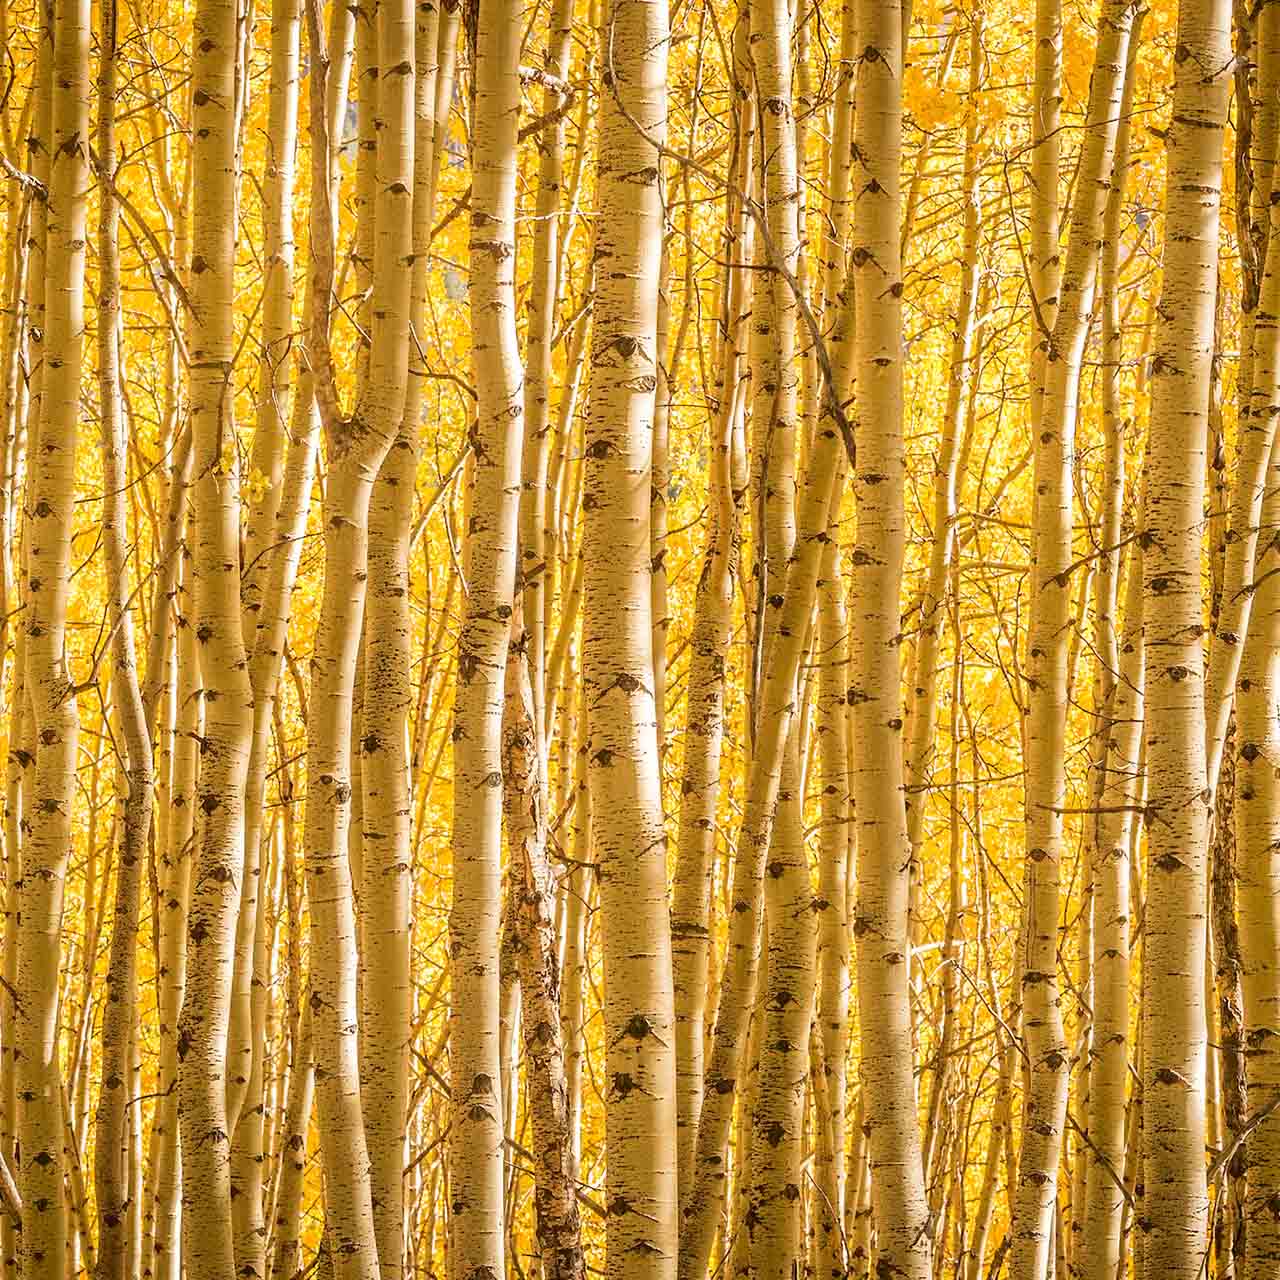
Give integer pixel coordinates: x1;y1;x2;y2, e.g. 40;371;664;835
518;0;573;741
1140;0;1230;1272
560;680;591;1186
14;0;86;1274
810;10;855;1248
448;3;523;1278
747;728;816;1280
300;0;414;1268
846;0;931;1275
810;526;851;1280
227;0;304;1145
1203;2;1280;796
669;16;752;1203
151;562;201;1280
231;405;317;1280
1234;185;1280;1280
1010;4;1136;1272
501;612;586;1280
1;19;50;1274
1081;547;1144;1280
1077;39;1144;1280
357;3;455;1273
1028;0;1062;428
584;5;679;1279
93;1;157;1269
740;11;816;1262
176;0;258;1269
268;1003;314;1280
677;185;848;1280
903;3;982;879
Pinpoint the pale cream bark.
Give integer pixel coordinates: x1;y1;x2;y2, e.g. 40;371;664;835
1203;2;1280;796
93;2;157;1270
268;1002;314;1280
359;6;457;1275
1234;148;1280;1280
447;4;524;1279
1009;2;1137;1271
176;0;257;1269
517;0;574;742
810;523;851;1280
746;730;816;1280
584;5;678;1278
149;557;200;1280
14;1;87;1276
846;0;931;1276
1140;0;1231;1273
1080;19;1144;1275
300;0;415;1267
501;610;585;1280
226;0;304;1146
670;18;752;1200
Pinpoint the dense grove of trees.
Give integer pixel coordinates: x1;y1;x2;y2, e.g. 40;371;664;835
0;0;1274;1277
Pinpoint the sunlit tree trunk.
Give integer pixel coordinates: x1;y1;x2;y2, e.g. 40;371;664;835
93;1;156;1270
1140;0;1231;1272
670;12;752;1204
300;0;414;1268
227;0;304;1139
1234;128;1280;1280
176;0;257;1270
1010;3;1137;1272
583;5;678;1279
1204;0;1280;795
845;0;934;1273
1078;33;1144;1280
447;3;524;1278
358;3;455;1275
14;0;87;1275
501;608;585;1280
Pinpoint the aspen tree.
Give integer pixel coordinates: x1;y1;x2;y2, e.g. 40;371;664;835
810;526;850;1280
1079;22;1144;1276
1009;4;1136;1271
1028;0;1062;424
560;680;591;1187
517;0;573;741
92;1;156;1270
448;3;523;1278
582;3;682;1278
358;7;458;1269
746;724;815;1280
300;0;415;1265
0;21;46;1280
149;563;201;1280
811;9;857;1269
1203;0;1280;795
360;4;456;1272
1234;135;1280;1280
846;0;931;1275
226;0;315;1260
14;0;85;1275
501;612;585;1280
903;3;982;881
227;0;304;1143
176;0;258;1269
670;92;751;1197
230;407;317;1278
735;6;814;1275
1140;0;1231;1271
